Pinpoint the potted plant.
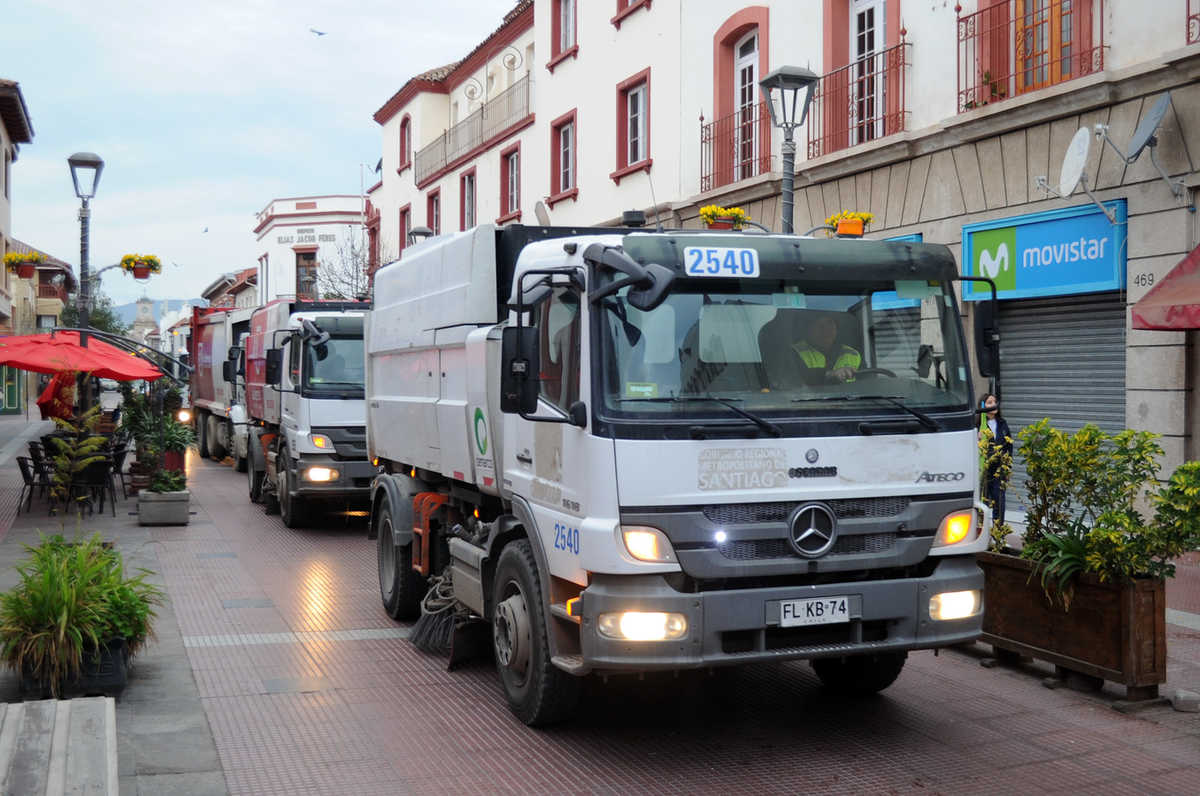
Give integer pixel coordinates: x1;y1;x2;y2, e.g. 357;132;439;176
119;387;156;494
699;204;749;230
119;253;162;280
0;533;163;698
47;407;109;515
138;469;190;525
978;419;1200;700
824;210;874;237
160;417;196;471
4;250;45;279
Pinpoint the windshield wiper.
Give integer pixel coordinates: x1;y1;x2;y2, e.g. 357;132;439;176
617;395;782;437
793;394;940;431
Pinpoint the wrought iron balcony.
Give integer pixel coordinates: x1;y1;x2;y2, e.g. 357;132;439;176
414;74;531;185
700;101;772;193
807;42;909;160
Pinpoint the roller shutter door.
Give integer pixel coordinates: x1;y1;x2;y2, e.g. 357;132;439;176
996;292;1126;512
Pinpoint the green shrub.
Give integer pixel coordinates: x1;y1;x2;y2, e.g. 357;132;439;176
150;469;187;493
48;407;109;510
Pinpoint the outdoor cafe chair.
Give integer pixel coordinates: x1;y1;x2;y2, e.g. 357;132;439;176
28;441;55;482
108;444;130;500
15;457;45;515
63;459;116;518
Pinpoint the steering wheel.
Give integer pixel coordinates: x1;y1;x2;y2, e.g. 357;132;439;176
854;367;897;378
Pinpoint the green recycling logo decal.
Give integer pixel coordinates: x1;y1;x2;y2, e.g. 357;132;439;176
474;408;488;455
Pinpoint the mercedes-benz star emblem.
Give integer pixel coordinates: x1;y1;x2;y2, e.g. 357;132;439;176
805;448;820;464
788;503;837;558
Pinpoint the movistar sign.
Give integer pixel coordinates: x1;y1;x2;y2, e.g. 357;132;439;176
962;200;1126;301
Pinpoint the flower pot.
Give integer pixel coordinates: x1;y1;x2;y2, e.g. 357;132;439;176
132;265;151;279
706;218;735;230
977;551;1166;700
20;638;128;699
16;262;36;279
138;489;190;525
163;450;184;471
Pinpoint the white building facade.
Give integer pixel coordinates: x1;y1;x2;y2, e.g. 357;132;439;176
253;195;364;302
370;1;1200;496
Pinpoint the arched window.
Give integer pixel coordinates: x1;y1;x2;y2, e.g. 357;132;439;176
398;115;412;171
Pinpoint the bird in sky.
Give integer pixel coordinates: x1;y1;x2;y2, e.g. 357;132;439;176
309;27;327;36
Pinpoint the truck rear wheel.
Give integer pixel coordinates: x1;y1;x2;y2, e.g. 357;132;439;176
491;540;580;726
247;458;263;503
196;412;210;459
376;503;424;620
207;416;227;461
811;651;907;695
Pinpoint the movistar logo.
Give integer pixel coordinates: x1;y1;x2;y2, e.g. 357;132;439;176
972;227;1017;292
979;243;1008;280
474;408;488;455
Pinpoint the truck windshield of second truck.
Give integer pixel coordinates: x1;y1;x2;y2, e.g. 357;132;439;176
600;276;970;420
304;336;365;397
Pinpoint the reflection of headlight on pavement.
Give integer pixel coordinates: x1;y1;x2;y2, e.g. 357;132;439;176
176;409;192;423
305;466;338;482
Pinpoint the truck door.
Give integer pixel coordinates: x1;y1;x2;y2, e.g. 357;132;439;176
282;333;303;437
504;287;595;582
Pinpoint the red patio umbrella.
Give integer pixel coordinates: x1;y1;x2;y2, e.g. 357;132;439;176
0;331;163;381
36;371;76;420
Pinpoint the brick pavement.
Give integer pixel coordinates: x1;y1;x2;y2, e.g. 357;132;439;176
0;421;1195;794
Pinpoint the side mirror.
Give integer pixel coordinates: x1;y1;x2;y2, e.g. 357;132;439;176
627;264;675;312
226;345;241;363
221;361;234;383
973;301;1000;378
265;349;283;386
500;326;539;415
567;400;588;429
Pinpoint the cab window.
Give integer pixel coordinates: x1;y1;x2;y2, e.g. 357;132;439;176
535;287;581;413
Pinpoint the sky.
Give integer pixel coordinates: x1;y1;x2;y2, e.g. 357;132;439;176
5;0;518;305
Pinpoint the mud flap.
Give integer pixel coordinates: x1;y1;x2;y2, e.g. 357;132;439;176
447;617;491;671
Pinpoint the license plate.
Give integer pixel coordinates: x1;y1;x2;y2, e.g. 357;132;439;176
780;596;850;627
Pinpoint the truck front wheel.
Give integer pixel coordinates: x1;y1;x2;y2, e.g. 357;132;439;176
278;453;305;528
376;503;424;620
491;540;580;726
811;651;907;695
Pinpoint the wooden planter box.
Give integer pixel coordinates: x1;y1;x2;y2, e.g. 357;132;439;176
978;551;1166;700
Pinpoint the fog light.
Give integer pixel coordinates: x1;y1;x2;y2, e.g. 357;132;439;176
176;408;192;423
305;466;337;482
933;511;977;548
310;433;333;449
620;526;677;563
929;590;981;621
597;611;687;641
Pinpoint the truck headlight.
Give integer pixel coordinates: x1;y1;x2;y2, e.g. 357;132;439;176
305;466;338;482
598;612;687;641
176;408;192;423
620;525;677;563
932;510;977;548
310;433;334;450
929;590;982;621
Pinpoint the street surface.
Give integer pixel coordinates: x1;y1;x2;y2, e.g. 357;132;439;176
0;418;1195;794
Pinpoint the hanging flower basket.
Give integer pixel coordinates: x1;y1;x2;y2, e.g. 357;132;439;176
4;251;45;279
120;253;162;280
699;204;749;230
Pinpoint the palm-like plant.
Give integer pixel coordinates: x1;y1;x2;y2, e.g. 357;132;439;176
48;407;109;509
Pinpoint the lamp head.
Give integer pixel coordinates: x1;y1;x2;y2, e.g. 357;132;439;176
67;152;104;199
759;65;820;130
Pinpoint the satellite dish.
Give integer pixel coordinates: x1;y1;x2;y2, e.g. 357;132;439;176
1058;128;1091;198
1126;92;1171;162
534;200;551;226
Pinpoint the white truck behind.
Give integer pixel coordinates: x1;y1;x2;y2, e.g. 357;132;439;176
366;222;998;725
190;306;255;469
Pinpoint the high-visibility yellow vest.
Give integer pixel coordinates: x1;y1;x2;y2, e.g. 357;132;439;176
792;341;861;372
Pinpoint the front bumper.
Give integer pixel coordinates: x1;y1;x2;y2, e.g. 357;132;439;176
573;556;982;674
289;454;377;501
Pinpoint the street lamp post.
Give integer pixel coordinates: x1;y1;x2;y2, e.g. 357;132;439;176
759;66;819;234
68;152;104;348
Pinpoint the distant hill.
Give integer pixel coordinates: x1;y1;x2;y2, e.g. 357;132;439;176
112;299;206;327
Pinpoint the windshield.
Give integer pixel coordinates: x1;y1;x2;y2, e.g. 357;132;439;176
303;336;364;396
598;276;970;421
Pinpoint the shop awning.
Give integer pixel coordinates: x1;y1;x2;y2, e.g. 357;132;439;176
1132;244;1200;330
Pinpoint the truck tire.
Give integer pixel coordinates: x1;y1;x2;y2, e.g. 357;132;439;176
197;412;210;459
376;502;424;620
811;651;907;695
278;451;305;529
234;448;248;473
247;458;263;503
207;416;227;462
491;540;580;726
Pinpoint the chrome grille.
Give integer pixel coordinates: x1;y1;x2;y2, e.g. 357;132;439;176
716;533;896;560
702;497;910;525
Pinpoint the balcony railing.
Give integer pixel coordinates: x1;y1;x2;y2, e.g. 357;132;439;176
807;42;909;160
957;0;1104;113
414;74;531;185
1190;0;1200;45
37;284;67;301
700;101;772;193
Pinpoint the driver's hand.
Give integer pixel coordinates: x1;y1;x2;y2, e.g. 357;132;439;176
831;366;856;382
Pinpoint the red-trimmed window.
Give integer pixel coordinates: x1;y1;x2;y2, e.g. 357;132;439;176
548;0;578;72
498;142;521;223
398;203;411;251
612;68;651;183
612;0;652;28
459;168;477;230
398;115;412;173
548;109;578;207
427;189;440;235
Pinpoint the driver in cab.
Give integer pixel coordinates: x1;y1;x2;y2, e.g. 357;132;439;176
793;315;860;383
